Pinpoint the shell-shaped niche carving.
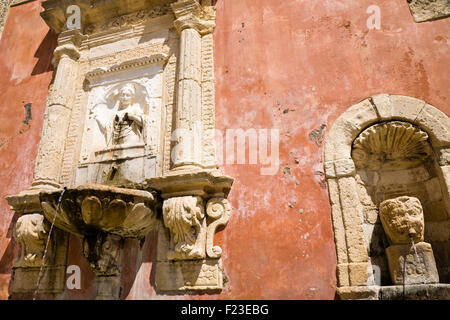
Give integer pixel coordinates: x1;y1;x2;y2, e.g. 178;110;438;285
352;121;432;170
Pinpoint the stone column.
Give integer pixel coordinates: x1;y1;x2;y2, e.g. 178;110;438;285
171;0;215;170
32;32;81;190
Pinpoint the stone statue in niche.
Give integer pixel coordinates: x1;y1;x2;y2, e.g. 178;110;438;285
87;82;152;185
92;82;148;148
379;196;439;285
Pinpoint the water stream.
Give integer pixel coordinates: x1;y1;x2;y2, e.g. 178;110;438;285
33;187;67;300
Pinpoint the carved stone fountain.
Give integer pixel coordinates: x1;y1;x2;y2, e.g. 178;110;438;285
379;196;439;285
6;0;233;299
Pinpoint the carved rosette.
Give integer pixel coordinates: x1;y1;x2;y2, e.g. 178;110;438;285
352;121;431;170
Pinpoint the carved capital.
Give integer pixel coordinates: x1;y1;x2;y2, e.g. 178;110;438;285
52;43;80;67
171;0;216;35
163;196;206;260
13;214;49;268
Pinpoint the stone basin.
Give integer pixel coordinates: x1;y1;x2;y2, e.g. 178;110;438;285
40;184;160;238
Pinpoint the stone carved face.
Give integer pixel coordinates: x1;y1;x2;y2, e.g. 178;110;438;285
118;84;136;108
14;214;49;267
379;196;424;244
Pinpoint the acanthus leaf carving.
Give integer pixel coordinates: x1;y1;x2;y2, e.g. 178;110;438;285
162;196;206;260
85;3;172;35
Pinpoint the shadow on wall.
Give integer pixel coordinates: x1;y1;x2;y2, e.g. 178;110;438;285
31;29;57;76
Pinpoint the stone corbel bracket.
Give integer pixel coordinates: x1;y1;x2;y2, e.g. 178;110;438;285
161;195;230;261
150;170;233;292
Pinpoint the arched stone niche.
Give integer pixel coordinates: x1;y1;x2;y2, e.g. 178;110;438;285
324;94;450;299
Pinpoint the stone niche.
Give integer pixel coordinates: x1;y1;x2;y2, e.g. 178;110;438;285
324;95;450;300
6;0;233;299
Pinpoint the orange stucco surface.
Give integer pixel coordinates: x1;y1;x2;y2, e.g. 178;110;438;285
0;0;449;300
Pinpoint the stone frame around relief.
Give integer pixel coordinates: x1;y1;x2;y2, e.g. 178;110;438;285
75;54;169;187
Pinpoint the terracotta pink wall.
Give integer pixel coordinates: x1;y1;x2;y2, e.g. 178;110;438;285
211;0;449;299
0;0;449;300
0;0;56;300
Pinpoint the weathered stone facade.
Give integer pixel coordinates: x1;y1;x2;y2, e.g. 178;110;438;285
0;0;449;301
5;0;233;299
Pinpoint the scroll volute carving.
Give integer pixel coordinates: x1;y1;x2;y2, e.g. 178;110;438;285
162;196;231;261
206;197;231;258
163;196;206;260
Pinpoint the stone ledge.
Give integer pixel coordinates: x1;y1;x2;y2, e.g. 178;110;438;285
147;169;234;199
379;283;450;300
407;0;450;23
336;286;380;300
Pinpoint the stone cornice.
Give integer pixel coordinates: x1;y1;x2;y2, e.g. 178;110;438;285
41;0;177;34
147;170;234;199
84;53;169;87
